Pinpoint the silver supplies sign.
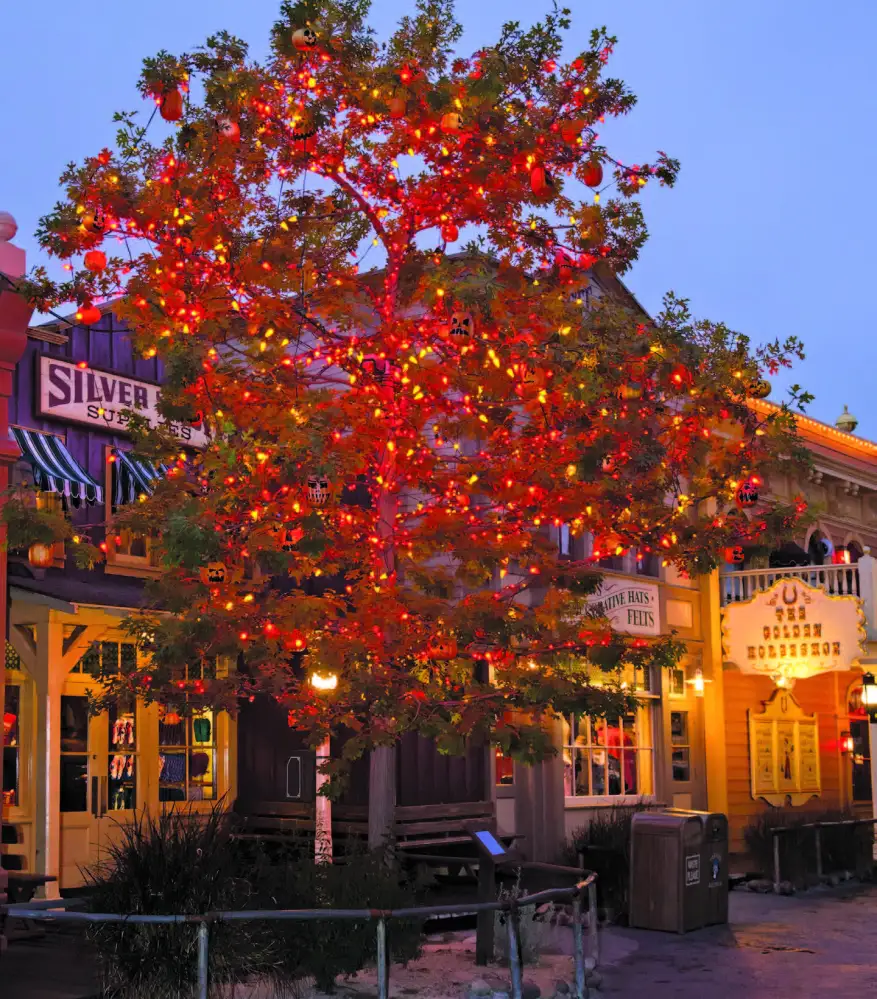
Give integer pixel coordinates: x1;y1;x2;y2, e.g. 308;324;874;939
38;356;208;447
587;579;660;636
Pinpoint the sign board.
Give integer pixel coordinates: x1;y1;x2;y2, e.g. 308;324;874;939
37;356;208;447
685;855;700;886
721;578;864;682
748;688;821;807
587;579;660;637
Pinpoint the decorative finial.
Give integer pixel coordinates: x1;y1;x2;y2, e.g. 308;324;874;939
836;405;858;434
0;211;18;243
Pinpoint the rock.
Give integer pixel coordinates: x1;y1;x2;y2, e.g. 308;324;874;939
553;981;571;995
842;870;854;882
522;984;541;999
747;878;774;893
776;880;795;896
584;956;597;972
469;980;493;997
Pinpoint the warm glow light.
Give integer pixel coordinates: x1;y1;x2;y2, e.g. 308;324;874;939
310;671;338;691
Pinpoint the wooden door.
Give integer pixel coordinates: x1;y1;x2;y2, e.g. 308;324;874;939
58;690;100;888
664;692;707;810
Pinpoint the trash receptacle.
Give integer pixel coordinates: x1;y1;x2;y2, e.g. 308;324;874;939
629;809;728;933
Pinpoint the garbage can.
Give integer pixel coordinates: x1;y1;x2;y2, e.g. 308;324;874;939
628;809;728;933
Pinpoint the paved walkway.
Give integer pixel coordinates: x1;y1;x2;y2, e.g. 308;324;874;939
600;881;877;998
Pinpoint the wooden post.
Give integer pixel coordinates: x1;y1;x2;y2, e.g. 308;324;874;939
0;213;32;945
315;735;333;863
368;745;396;852
475;853;496;965
815;825;823;879
772;831;781;892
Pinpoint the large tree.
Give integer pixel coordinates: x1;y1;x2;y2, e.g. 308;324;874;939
24;0;806;795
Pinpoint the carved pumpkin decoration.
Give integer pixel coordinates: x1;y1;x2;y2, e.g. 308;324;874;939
747;377;771;399
83;250;107;273
583;159;604;188
530;165;553;198
724;546;745;564
76;305;102;326
440;112;463;134
441;311;475;340
80;208;106;237
160;88;184;122
199;561;228;585
27;543;54;568
735;479;760;509
292;27;318;51
427;634;458;660
161;707;182;726
307;475;332;506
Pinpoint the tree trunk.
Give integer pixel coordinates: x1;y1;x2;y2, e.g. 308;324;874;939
368;744;397;852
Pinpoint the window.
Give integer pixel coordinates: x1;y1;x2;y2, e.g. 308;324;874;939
72;640;137;676
494;748;514;786
158;663;218;804
563;708;654;798
667;668;686;698
848;686;872;803
60;695;89;812
635;551;661;578
108;699;137;811
3;684;21;808
671;710;691;782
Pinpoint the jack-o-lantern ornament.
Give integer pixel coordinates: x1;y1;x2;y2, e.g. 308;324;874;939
735;478;760;509
28;543;54;568
427;634;458;660
217;118;240;142
160;88;184;122
440;112;462;134
279;526;304;552
724;545;745;564
307;475;332;507
441;311;475;340
583;159;604;188
747;377;771;400
161;706;182;726
200;561;228;585
76;304;102;326
530;165;553;198
80;208;106;237
83;250;107;273
292;27;318;51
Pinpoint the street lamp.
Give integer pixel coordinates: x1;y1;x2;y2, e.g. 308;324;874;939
861;672;877;722
310;671;338;863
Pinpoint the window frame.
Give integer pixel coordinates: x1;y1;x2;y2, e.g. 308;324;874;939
103;445;162;578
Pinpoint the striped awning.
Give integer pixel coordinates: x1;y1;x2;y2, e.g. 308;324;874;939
112;449;167;507
12;427;102;505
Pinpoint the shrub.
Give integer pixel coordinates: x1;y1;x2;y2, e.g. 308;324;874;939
85;806;423;998
743;807;874;886
492;876;550;966
564;801;654;921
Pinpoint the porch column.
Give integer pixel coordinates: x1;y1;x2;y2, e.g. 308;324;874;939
513;716;565;862
857;549;877;641
32;617;64;896
701;570;729;815
0;213;32;923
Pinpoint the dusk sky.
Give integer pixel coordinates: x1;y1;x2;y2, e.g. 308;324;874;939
3;1;874;433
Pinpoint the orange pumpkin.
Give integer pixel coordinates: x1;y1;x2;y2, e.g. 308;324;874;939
162;708;182;726
27;543;54;568
83;250;107;273
80;209;106;236
427;634;458;660
724;546;745;564
583;159;603;188
76;305;101;326
199;561;227;585
735;480;760;509
160;88;184;122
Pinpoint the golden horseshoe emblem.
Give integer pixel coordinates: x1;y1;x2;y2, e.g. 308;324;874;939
782;583;798;605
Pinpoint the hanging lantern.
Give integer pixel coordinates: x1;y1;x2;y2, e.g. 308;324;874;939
286;628;308;651
735;478;760;509
83;250;107;273
293;130;317;155
27;543;54;568
583;159;604;188
441;112;463;134
160;88;184;122
388;96;407;119
80;208;106;237
669;363;693;390
724;546;745;565
217;118;241;142
307;475;332;506
441;221;459;243
530;165;553;198
76;305;102;326
199;561;228;585
441;311;475;340
426;634;458;660
292;27;318;51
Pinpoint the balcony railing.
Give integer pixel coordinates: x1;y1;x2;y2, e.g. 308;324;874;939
720;563;861;606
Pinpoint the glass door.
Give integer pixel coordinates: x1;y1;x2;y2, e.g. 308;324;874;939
92;699;141;867
58;692;99;887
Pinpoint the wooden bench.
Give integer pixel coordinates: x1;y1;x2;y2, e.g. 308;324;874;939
2;873;59;940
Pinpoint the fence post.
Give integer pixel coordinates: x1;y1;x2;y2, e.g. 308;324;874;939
507;904;524;999
196;922;209;999
587;878;599;967
772;831;781;892
815;825;823;880
572;894;585;999
376;917;388;999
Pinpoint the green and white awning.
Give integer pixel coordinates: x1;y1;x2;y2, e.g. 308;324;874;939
12;426;102;505
112;449;167;507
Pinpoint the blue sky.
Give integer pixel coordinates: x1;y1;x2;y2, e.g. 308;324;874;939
2;1;874;433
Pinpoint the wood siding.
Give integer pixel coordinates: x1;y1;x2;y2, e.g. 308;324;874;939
723;670;856;854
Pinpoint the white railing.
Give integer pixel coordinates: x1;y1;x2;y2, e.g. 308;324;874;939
720;563;860;606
